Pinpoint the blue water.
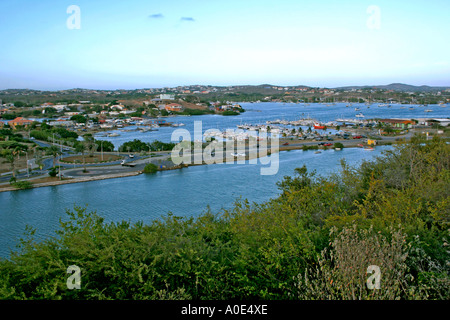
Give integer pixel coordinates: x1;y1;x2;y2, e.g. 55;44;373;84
94;102;450;148
0;101;447;258
0;145;392;258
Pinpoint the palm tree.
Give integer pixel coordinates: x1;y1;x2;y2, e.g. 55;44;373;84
75;142;87;173
1;147;23;181
46;145;61;168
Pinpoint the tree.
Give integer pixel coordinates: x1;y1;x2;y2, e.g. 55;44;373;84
97;140;114;152
75;142;87;172
1;147;23;180
82;134;98;157
46;145;61;168
70;115;87;124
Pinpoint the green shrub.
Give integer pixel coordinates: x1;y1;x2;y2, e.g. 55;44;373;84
11;181;33;190
143;163;158;174
48;167;58;177
0;135;448;300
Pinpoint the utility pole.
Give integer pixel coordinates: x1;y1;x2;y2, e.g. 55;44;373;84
26;151;29;178
59;139;62;180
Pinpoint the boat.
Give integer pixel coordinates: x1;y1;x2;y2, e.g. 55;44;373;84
364;147;374;151
355;113;365;118
354;107;361;111
314;151;321;154
107;133;120;137
313;122;326;130
425;109;433;112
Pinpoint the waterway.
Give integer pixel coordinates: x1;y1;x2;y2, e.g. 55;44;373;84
0;145;392;258
92;102;449;147
1;101;447;258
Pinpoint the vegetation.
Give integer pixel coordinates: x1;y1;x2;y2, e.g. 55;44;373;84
302;145;319;151
0;135;448;300
221;110;240;116
119;139;176;153
177;108;214;116
142;163;158;174
30;126;78;146
10;180;33;190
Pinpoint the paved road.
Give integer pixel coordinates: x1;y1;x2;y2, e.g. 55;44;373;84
0;131;415;184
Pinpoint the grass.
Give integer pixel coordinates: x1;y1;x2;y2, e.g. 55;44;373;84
60;154;122;164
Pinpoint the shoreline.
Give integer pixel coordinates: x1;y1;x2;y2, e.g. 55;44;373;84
0;138;399;193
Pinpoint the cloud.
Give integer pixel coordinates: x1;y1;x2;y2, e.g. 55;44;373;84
148;13;164;19
180;17;195;22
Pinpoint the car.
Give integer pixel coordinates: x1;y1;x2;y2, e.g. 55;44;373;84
282;142;289;146
353;135;363;139
318;142;326;145
324;143;333;147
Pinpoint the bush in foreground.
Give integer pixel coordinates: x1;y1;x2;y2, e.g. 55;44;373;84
0;135;448;300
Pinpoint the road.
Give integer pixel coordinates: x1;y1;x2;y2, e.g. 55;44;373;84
0;131;415;185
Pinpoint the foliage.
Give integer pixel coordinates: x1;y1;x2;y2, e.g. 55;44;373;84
178;108;214;116
119;139;149;152
221;110;240;116
148;140;176;152
70;115;87;124
11;180;33;190
0;135;448;300
30;127;78;143
142;163;158;174
48;166;58;177
302;145;319;151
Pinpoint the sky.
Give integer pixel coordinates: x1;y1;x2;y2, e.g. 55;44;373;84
0;0;449;90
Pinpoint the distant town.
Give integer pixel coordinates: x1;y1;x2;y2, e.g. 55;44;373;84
1;83;449;130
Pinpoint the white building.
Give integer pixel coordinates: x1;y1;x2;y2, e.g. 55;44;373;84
160;94;175;100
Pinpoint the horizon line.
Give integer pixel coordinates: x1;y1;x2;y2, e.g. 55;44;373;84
2;82;450;92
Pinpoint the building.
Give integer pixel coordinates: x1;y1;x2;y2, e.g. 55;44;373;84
8;117;33;129
160;94;175;100
165;103;184;112
48;120;75;127
377;119;415;129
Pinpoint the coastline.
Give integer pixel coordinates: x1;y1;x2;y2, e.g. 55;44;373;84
0;138;398;193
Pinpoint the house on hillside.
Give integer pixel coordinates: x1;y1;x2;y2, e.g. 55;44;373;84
8;117;33;129
165;103;184;112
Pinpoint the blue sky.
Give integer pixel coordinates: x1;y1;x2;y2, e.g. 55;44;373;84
0;0;449;90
